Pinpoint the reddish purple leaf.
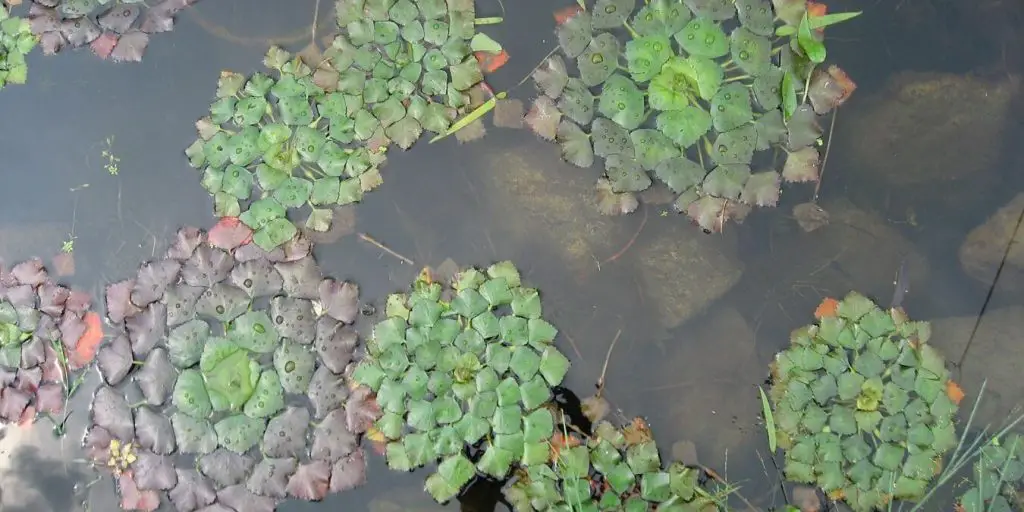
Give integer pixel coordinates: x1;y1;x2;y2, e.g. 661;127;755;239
20;336;47;368
131;259;182;307
286;460;331;501
15;366;42;394
5;284;34;307
37;283;69;317
59;310;86;350
275;231;312;262
739;171;782;207
274;257;322;299
98;334;133;386
11;258;47;286
84;425;113;463
217;485;277;512
111;30;150;63
90;31;118;59
165;226;205;261
229;259;283;298
307;365;347;418
136;348;176;406
169;469;217;512
118;471;161;512
809;65;857;115
126;302;167;358
782;147;820;183
329;449;367;492
345;385;381;434
310;408;357;462
134;406;176;455
318;279;359;324
525;96;561;141
98;5;141;34
91;386;135;440
40;31;67;55
0;387;31;422
65;289;92;313
182;245;234;288
247;458;296;498
208;218;253;251
314;317;358;373
28;6;61;33
106;279;141;324
163;283;205;327
232;241;279;263
199;448;255;488
133;450;178;490
34;383;64;415
60;17;102;47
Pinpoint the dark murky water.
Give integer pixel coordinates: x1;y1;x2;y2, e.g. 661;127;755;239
1;0;1022;510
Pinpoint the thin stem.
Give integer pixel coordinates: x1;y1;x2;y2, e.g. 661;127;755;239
595;329;622;397
511;45;560;91
358;233;415;265
724;74;750;83
811;108;838;203
800;64;816;104
622;20;640;39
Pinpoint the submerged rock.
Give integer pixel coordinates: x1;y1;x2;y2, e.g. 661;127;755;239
840;71;1018;185
930;306;1024;425
959;192;1024;293
646;307;762;466
480;149;743;329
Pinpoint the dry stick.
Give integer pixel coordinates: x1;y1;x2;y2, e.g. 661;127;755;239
595;329;622;397
811;108;839;203
603;205;648;264
358;233;415;265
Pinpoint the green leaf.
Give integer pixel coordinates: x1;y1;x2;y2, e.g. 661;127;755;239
242;369;285;418
577;33;620;86
172;369;214;418
735;0;774;36
253;218;298;251
272;177;313;209
625;35;672;82
656;107;711;149
519;376;552;410
605;154;652;193
450;57;483;91
711;124;757;166
710;83;753;132
598;74;646;130
556;120;595;168
648;59;692;112
219;165;253;200
274;340;316;393
730;27;771;77
214;414;266;454
556;10;592;57
676;17;728;58
798;13;826;64
626;441;660;474
477;444;514;478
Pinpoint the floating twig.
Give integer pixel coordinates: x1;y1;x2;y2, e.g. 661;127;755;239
596;328;622;397
603;205;648;264
811;108;838;203
358;233;415;265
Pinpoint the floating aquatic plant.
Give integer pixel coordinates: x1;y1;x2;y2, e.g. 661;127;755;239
504;416;728;511
185;0;487;250
0;6;36;89
532;0;858;231
956;433;1024;512
769;292;959;512
0;257;99;429
89;225;369;511
351;261;572;503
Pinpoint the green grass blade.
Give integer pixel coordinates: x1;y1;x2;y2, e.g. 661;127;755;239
475;17;503;25
429;93;506;143
806;11;862;30
759;386;777;453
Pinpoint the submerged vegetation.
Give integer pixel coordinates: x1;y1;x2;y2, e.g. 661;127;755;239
529;0;858;232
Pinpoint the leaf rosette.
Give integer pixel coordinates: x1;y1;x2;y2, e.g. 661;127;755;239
503;417;728;511
352;260;572;503
769;291;959;512
0;8;36;89
87;226;369;509
534;0;858;232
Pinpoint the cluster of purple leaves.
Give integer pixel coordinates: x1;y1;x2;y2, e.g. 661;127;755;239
0;258;92;426
89;226;378;512
24;0;200;62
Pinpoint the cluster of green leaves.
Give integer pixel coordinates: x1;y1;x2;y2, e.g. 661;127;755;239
333;0;486;127
504;419;725;512
0;300;33;367
0;7;36;89
958;434;1024;512
769;292;959;512
184;46;390;250
171;308;292;454
351;261;572;503
536;0;857;231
